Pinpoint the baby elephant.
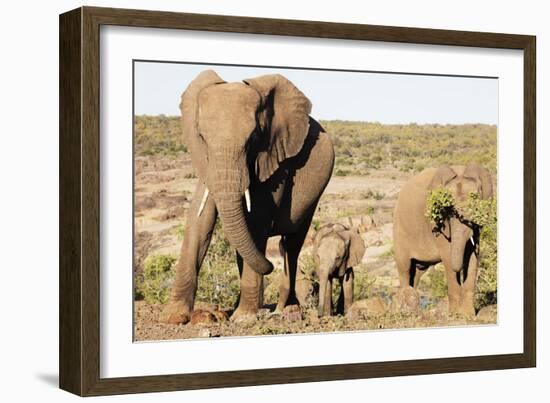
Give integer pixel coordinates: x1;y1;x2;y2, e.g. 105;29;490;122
313;224;366;316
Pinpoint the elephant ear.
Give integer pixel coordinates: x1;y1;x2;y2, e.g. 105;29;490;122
313;223;348;253
243;74;312;182
180;70;225;179
463;163;493;199
341;228;366;269
429;165;457;190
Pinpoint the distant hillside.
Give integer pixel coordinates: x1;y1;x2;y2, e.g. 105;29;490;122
134;115;497;174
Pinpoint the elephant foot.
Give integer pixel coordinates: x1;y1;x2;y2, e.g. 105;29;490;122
159;301;192;325
447;299;461;317
230;306;258;324
274;293;299;315
458;305;476;320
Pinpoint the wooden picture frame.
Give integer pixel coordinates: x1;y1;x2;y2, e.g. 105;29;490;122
59;6;536;396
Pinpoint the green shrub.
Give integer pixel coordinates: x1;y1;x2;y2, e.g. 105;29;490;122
300;253;318;281
353;265;376;300
425;190;498;310
298;253;320;309
334;168;350;177
423;263;448;301
172;223;185;240
263;267;282;306
331;281;342;309
381;243;394;258
311;219;321;232
195;220;240;308
136;222;243;308
361;189;385;200
136;254;177;304
461;194;497;310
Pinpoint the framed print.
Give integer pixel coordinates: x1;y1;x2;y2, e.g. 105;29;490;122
59;6;536;396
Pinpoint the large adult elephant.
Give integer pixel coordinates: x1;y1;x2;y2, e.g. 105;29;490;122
160;70;335;324
393;164;493;317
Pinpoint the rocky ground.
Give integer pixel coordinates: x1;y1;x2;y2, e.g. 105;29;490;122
134;300;497;341
133;154;497;341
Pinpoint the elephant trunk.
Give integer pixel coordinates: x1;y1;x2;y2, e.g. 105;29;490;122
210;164;273;276
449;217;471;273
317;270;331;317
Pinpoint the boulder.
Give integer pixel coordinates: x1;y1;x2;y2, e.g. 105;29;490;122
346;297;388;321
346;300;368;321
391;287;420;314
282;305;303;322
365;296;388;317
190;310;217;326
476;304;497;322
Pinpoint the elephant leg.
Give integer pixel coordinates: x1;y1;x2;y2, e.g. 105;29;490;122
441;258;462;315
342;269;354;314
276;235;301;312
160;182;217;324
275;236;290;313
460;250;478;318
276;216;312;312
395;248;413;288
318;276;333;317
325;278;333;315
335;277;344;315
232;237;268;321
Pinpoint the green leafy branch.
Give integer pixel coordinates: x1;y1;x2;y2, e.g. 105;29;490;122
458;192;497;228
425;188;456;231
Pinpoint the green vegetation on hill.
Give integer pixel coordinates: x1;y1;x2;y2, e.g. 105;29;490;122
135;115;186;156
134;116;497;174
321;120;496;175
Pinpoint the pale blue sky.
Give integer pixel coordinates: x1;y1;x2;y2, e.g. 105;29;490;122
134;61;498;124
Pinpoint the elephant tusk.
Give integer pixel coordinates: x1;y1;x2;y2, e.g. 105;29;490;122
244;188;251;212
470;236;475;246
197;187;209;217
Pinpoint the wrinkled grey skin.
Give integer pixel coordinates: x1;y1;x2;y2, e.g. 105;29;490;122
160;70;335;324
393;164;493;317
313;224;366;316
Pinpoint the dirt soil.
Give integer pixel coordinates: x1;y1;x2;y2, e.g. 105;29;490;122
134;301;497;341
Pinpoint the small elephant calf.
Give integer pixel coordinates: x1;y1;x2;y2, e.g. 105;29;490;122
313;224;366;316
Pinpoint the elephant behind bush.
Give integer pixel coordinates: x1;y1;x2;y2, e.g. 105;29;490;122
393;163;494;317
